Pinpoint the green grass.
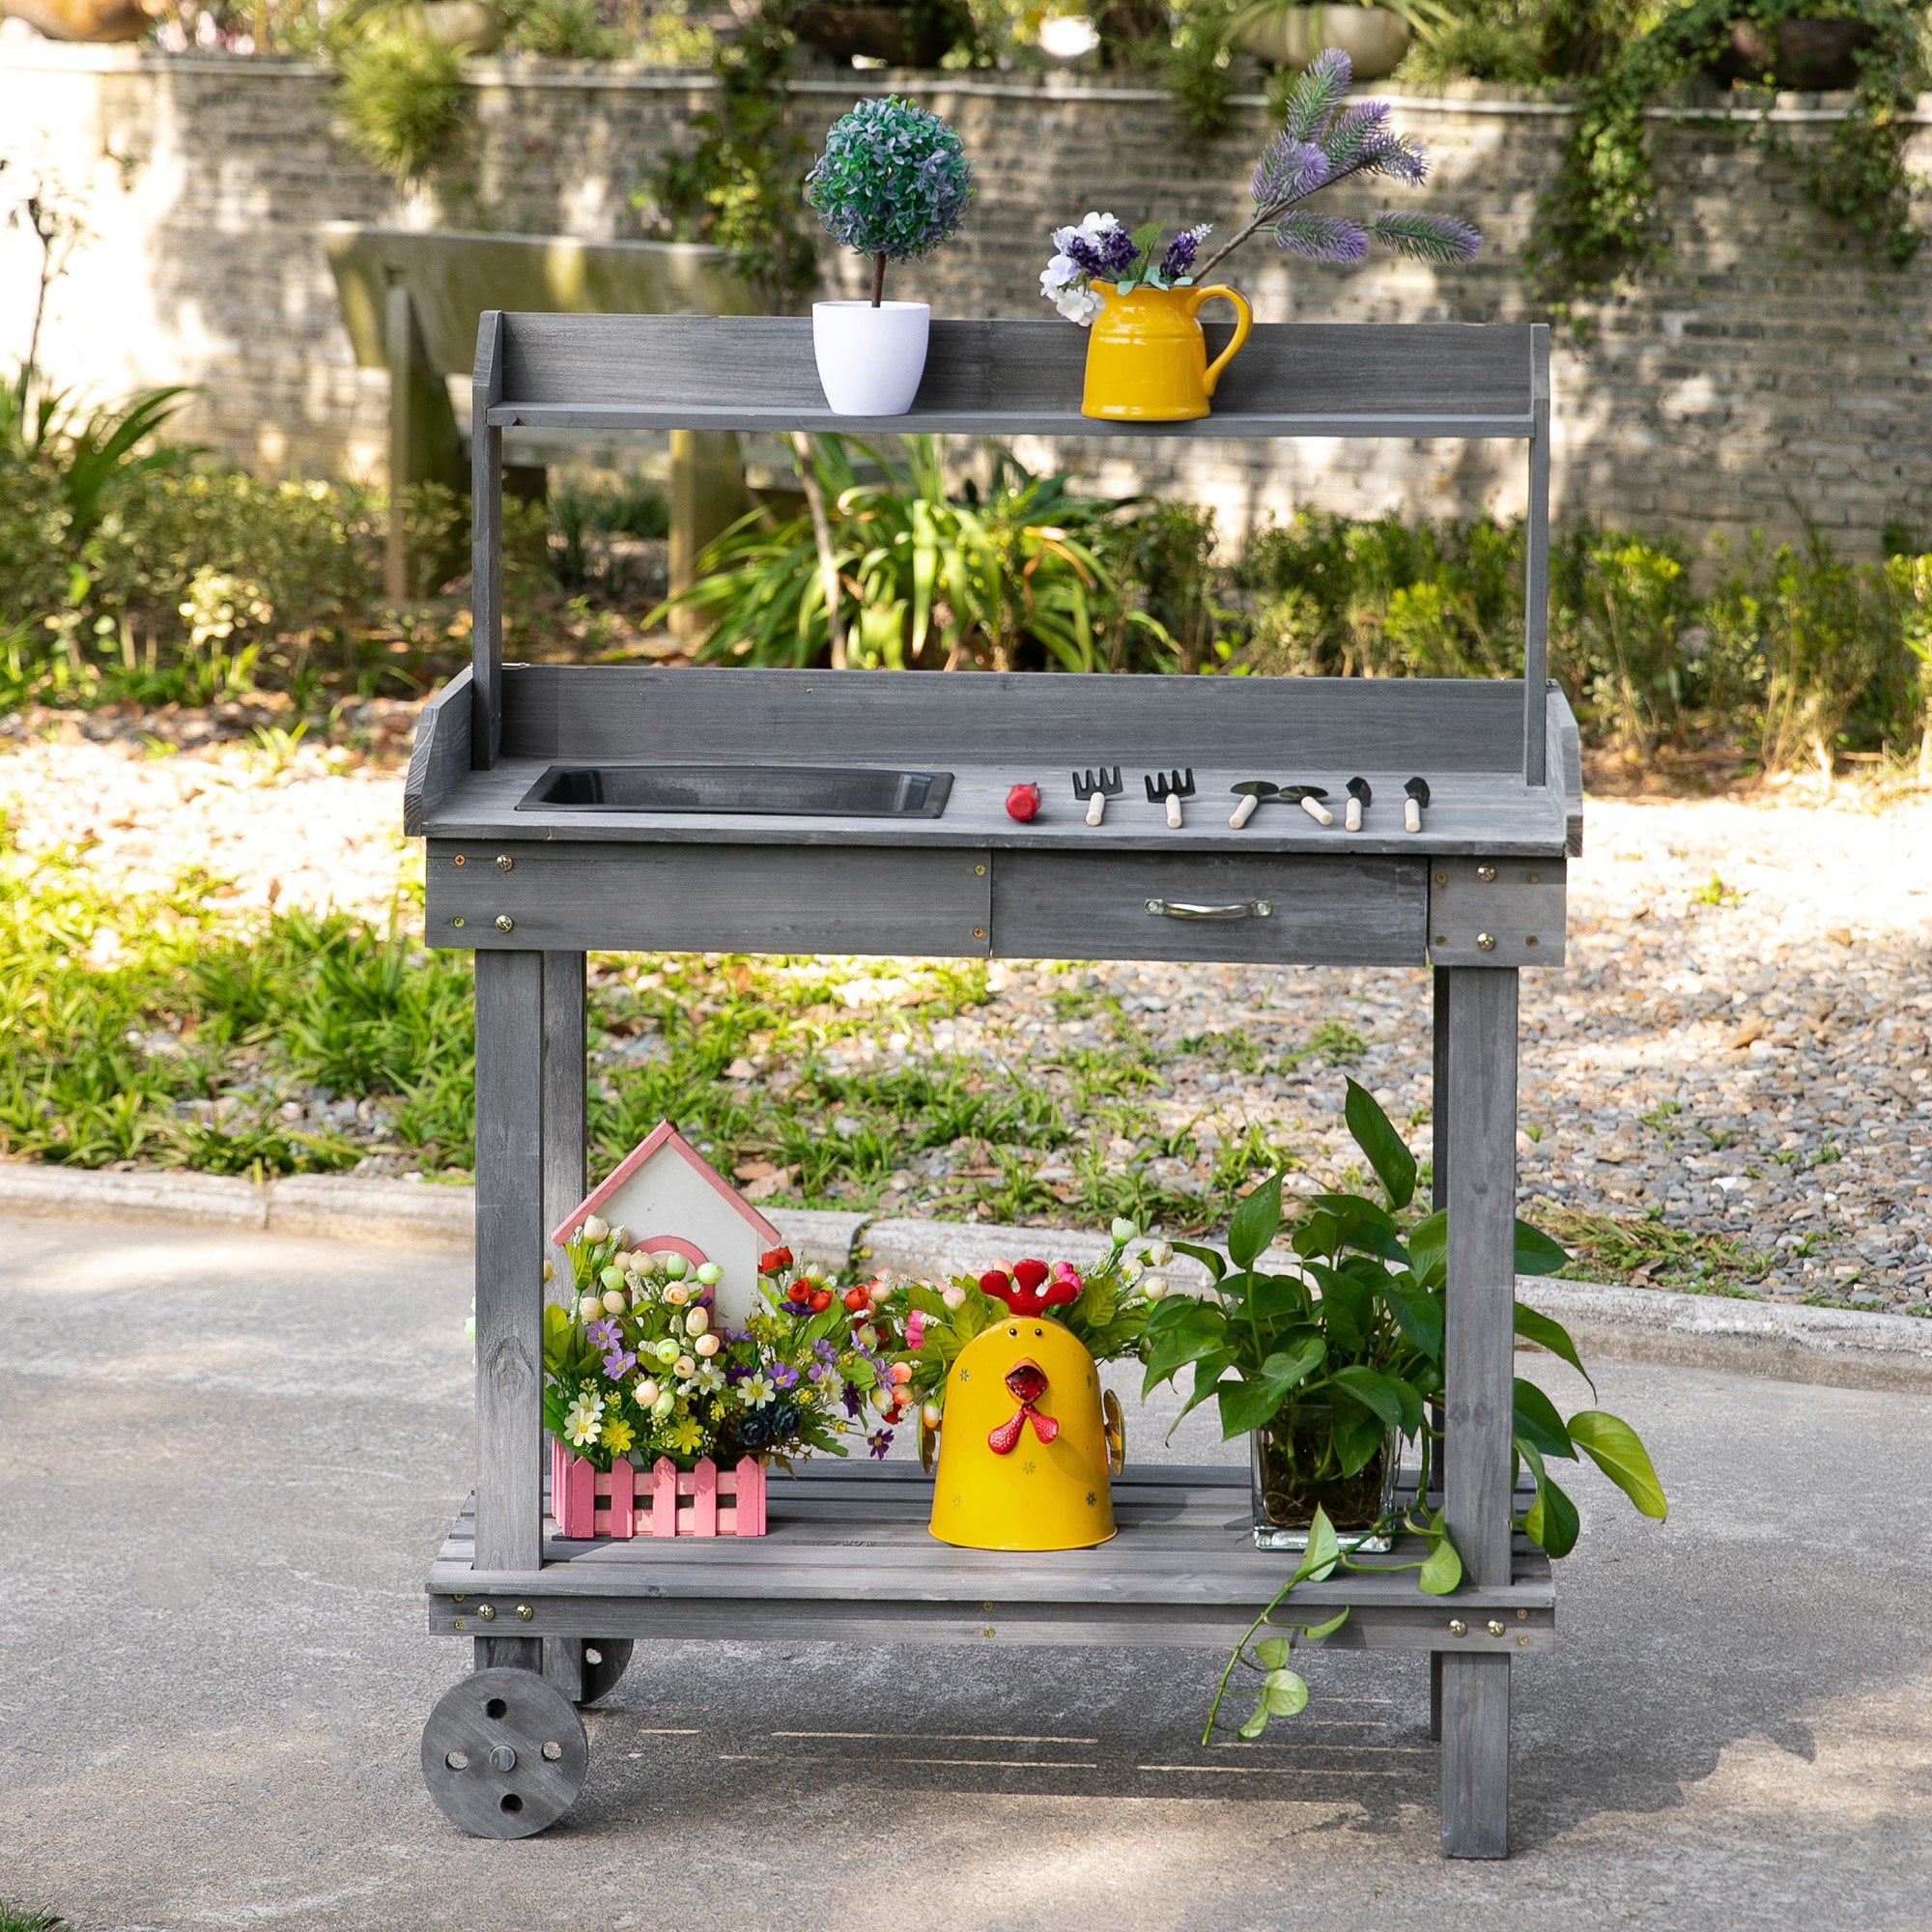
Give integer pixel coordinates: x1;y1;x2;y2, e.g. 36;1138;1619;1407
0;825;1282;1231
0;1904;64;1932
1545;1206;1772;1293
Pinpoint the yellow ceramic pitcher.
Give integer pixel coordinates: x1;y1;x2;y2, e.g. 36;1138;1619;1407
1081;281;1254;422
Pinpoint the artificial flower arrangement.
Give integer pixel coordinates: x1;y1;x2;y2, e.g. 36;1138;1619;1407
543;1221;914;1478
804;94;975;417
1037;50;1482;422
874;1216;1173;1455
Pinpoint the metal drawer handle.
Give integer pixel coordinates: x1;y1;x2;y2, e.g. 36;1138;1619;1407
1145;897;1273;921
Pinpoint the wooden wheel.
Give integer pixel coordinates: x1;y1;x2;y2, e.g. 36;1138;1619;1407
421;1667;587;1838
572;1637;635;1705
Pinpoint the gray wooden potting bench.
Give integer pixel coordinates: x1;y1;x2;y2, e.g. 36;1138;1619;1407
407;311;1577;1859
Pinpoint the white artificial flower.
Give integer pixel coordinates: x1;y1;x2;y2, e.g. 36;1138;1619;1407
601;1289;627;1315
563;1392;605;1447
578;1294;603;1321
582;1214;608;1241
694;1333;721;1358
1142;1273;1171;1299
1110;1216;1140;1242
694;1360;726;1392
1040;252;1082;293
744;1373;776;1407
1144;1238;1174;1267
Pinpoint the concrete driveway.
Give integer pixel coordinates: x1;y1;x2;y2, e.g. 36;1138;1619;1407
2;1215;1928;1931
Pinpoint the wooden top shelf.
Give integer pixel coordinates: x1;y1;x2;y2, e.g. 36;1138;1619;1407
481;315;1546;442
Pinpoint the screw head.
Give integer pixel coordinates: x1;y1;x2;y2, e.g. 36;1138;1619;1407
1448;1618;1467;1637
1525;934;1540;948
1435;871;1447;885
1526;871;1541;884
453;854;467;867
1519;1633;1532;1647
1476;932;1496;952
451;916;466;928
1488;1620;1506;1637
495;915;515;932
516;1604;534;1621
1476;865;1496;882
489;1745;518;1773
496;855;514;871
477;1604;496;1621
974;864;986;876
972;926;984;940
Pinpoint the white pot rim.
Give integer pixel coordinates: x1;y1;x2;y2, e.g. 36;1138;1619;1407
811;298;931;313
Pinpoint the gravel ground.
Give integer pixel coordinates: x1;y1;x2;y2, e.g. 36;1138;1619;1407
4;723;1929;1313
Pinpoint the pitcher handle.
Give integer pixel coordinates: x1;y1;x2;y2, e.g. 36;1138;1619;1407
1187;285;1254;399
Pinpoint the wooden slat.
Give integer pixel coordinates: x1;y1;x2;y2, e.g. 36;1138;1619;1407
470;311;505;771
428;840;994;958
651;1459;677;1540
497;665;1532;773
1521;327;1551;786
608;1457;635;1540
1440;964;1520;1858
425;760;1568;862
994;851;1426;968
402;668;472;838
429;1594;1551;1653
691;1460;719;1538
472;950;546;1577
488;315;1537;438
1546;685;1584;858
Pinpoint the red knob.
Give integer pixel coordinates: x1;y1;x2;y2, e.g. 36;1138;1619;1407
1006;782;1041;822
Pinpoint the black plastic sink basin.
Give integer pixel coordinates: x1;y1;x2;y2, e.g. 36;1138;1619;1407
518;762;954;818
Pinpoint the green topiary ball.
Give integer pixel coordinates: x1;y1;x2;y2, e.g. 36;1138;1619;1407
805;96;975;272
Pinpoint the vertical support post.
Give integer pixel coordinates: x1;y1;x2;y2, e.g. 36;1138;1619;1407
472;949;545;1673
384;280;466;605
668;429;750;646
1521;324;1551;788
1429;962;1451;1740
1439;965;1519;1858
540;950;586;1299
471;310;506;771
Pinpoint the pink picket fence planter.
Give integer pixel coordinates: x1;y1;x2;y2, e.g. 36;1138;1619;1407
550;1437;768;1539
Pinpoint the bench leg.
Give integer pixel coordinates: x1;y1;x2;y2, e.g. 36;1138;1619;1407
1440;1654;1511;1858
1439;965;1519;1858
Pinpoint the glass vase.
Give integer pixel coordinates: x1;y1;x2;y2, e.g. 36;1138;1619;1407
1250;1419;1401;1552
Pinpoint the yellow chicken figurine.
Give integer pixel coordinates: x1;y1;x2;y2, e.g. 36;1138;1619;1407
929;1282;1122;1551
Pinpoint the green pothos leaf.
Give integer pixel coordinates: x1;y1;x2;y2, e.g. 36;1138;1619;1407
1252;1635;1292;1669
1568;1410;1668;1520
1261;1668;1310;1718
1237;1704;1271;1740
1300;1607;1351;1641
1293;1505;1342;1584
1418;1533;1463;1595
1344;1077;1417;1209
1513;1300;1596;1394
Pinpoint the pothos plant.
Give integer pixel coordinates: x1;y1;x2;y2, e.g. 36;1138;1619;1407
1532;0;1928;300
1143;1080;1668;1742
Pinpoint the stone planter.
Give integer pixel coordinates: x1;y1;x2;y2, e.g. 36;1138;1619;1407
1234;4;1412;80
793;1;954;67
1712;17;1873;92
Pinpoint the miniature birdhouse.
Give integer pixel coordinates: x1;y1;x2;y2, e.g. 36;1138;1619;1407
550;1122;783;1328
929;1313;1118;1551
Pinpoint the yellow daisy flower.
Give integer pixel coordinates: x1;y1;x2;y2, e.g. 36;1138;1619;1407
602;1416;637;1456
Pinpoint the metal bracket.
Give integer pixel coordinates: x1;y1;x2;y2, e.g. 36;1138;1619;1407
1428;859;1566;967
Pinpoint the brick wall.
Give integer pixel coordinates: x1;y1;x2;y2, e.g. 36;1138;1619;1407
4;38;1930;556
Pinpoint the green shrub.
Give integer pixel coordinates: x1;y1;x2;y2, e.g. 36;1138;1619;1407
337;28;469;185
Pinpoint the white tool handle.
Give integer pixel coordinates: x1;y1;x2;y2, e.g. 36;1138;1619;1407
1165;791;1184;830
1345;797;1362;832
1229;793;1261;828
1299;795;1334;827
1405;798;1422;833
1087;793;1105;826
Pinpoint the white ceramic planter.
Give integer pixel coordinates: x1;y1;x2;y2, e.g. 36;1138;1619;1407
811;300;931;416
1235;4;1412;80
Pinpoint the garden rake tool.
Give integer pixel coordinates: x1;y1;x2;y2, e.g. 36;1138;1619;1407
1145;768;1196;829
1073;766;1124;825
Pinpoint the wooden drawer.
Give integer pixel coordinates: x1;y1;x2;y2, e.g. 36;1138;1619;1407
991;853;1428;966
427;841;993;956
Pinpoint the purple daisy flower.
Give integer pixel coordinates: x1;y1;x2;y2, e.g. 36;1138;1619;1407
771;1363;800;1391
867;1429;894;1461
602;1347;638;1378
